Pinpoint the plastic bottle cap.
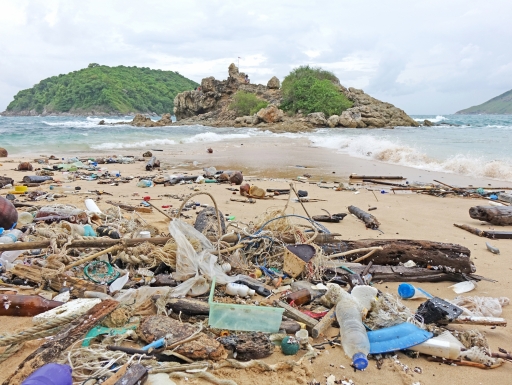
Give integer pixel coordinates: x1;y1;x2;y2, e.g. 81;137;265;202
352;352;368;370
398;283;415;299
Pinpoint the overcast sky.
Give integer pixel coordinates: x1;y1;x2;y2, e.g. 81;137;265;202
1;0;511;115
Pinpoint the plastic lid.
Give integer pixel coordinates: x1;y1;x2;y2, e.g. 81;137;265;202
352;352;368;370
398;283;415;299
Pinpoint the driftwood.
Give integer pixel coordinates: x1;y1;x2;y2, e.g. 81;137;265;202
454;223;512;239
326;265;480;283
167;298;210;315
312;307;337;338
2;300;118;385
349;175;404;180
0;236;173;252
107;200;153;213
469;205;512;225
322;239;474;274
113;363;148;385
275;300;319;329
348;205;380;229
218;333;274;361
11;264;107;296
449;316;506;327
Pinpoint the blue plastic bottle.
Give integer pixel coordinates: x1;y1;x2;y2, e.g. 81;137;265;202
22;363;72;385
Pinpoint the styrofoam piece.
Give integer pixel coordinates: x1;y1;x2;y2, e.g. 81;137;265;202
84;198;102;214
109;273;129;293
53;290;70;302
33;298;101;324
147;373;177;385
449;281;476;294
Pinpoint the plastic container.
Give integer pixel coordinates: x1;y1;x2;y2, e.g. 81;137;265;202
225;282;255;297
409;334;461;359
367;322;433;354
84;198;102;214
139;231;151;238
398;283;433;299
335;290;370;370
110;170;121;177
49;186;75;194
21;363;72;385
0;249;24;263
295;329;309;345
137;180;153;188
22;175;53;183
209;277;284;332
0;229;23;244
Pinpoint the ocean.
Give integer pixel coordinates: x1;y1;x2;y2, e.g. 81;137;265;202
0;114;511;181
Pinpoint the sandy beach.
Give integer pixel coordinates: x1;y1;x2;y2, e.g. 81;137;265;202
1;138;512;385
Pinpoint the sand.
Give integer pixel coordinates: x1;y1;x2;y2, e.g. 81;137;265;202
1;137;512;384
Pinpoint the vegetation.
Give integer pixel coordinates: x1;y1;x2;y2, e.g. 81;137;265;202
229;91;268;116
280;65;352;116
456;89;512;114
5;65;199;115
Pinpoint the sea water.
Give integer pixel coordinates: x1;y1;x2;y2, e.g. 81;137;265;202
1;114;511;181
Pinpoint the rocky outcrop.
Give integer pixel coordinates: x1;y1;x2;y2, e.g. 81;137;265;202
267;76;280;89
307;112;327;126
172;64;418;130
256;105;284;123
102;113;174;127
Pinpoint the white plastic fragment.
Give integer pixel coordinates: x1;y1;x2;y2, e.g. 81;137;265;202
449;281;477;294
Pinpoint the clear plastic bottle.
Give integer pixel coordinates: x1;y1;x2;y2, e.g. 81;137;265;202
335;290;370;370
0;229;23;244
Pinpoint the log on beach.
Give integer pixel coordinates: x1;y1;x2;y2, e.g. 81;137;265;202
469;205;512;226
348;205;380;229
322;239;474;274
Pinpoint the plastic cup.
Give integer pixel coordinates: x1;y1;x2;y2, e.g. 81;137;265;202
398;283;432;299
295;329;309;345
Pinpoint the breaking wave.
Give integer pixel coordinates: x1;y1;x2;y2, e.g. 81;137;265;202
91;138;176;149
413;115;447;123
181;132;252;143
308;134;512;180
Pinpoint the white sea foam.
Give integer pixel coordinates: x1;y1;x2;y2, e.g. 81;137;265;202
43;116;133;128
413;115;447;123
181;132;252;143
307;134;512;180
91;138;176;149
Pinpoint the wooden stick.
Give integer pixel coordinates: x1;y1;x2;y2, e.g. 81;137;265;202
350;175;404;180
3;300;118;385
311;307;337;339
290;182;311;220
351;248;381;263
325;247;383;260
426;356;502;369
64;245;120;270
0;236;173;252
449;316;507;327
146;200;173;220
275;301;318;329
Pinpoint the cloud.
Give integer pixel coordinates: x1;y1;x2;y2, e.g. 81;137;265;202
1;0;512;114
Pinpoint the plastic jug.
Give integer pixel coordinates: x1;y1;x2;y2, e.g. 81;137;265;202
398;283;432;299
22;363;72;385
0;229;23;244
84;198;102;214
335;289;370;370
409;332;462;359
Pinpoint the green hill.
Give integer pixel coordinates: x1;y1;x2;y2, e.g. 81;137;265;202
2;64;199;116
456;89;512;114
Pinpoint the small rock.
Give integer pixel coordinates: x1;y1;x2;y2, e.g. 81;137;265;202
0;148;8;157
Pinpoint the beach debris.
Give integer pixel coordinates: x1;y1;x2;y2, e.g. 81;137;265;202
450;296;509;317
415;297;463;324
485;242;500;254
207;147;213;153
348;205;380;229
349;174;405;180
322;239;475;274
194;206;226;236
454;223;512;239
283;244;316;278
312;209;347;223
145;156;160;171
17;162;33;171
219;332;274;360
449;281;477;294
469;205;512;225
0;147;7;157
137;315;227;360
0;196;18;229
142;151;153;157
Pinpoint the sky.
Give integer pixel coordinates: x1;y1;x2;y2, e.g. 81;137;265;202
1;0;511;115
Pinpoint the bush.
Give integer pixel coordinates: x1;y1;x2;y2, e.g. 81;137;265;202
280;65;352;116
229;91;268;117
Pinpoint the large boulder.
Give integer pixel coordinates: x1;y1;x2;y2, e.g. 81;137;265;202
307;112;327;126
0;148;7;157
256;105;284;123
157;113;173;125
267;76;280;89
132;114;154;127
338;111;358;128
327;115;339;128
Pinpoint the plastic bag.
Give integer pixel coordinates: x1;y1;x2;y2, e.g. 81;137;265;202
451;296;510;317
115;286;172;308
168;219;238;297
